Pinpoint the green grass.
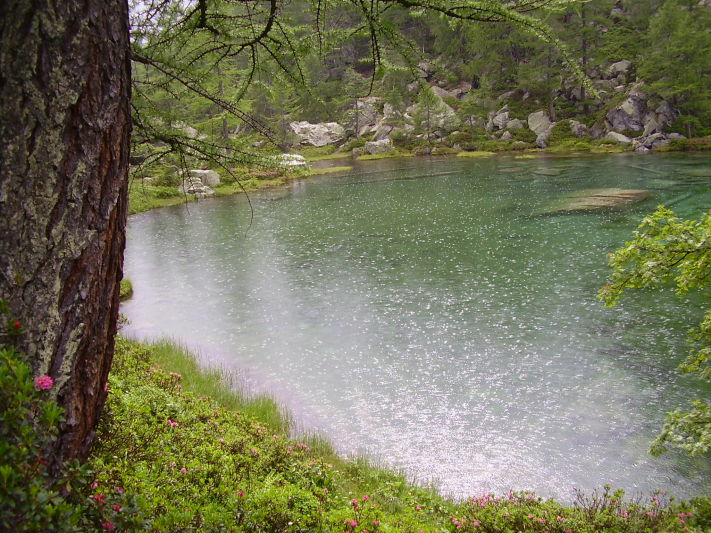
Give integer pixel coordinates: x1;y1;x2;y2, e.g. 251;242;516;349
119;278;133;301
356;150;413;161
147;340;292;434
456;150;496;158
308;166;353;175
80;337;711;532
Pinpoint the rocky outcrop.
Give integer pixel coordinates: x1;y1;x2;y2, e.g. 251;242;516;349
607;59;634;84
179;175;215;198
605;85;647;132
289;121;345;147
364;138;395;154
189;169;220;186
405;91;459;133
605;131;633;144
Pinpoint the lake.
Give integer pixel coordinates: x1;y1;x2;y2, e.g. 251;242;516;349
122;152;711;501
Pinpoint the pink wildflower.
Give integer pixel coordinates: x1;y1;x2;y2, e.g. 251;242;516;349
167;419;178;427
372;520;380;526
362;494;369;501
12;320;22;330
93;493;106;504
538;518;545;523
415;505;422;511
236;490;245;497
556;516;565;521
34;375;53;390
528;514;535;520
180;467;187;474
323;488;330;494
472;521;481;527
102;522;116;531
348;519;358;528
112;504;122;512
115;487;124;494
351;498;359;507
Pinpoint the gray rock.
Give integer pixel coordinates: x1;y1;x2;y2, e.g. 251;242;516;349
273;153;308;167
373;121;394;141
669;133;686;140
493;111;510;130
607;59;633;79
497;90;518;101
289;121;345;147
431;86;458;100
189;169;221;186
179;175;216;197
500;131;514;141
528;110;553;135
635;133;670;149
364;138;395;155
569;120;590;137
506;118;525;130
605;131;633;144
605;86;647;132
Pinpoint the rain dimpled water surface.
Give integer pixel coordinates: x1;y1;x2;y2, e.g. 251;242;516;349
123;153;711;501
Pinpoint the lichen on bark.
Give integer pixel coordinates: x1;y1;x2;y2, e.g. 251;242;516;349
0;0;131;466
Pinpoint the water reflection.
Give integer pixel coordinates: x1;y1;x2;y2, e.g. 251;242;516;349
123;153;711;500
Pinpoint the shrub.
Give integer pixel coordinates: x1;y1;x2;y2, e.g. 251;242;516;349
0;345;88;532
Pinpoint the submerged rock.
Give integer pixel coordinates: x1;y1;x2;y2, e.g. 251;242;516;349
542;188;650;214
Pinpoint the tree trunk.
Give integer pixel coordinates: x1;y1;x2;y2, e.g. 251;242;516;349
0;0;131;467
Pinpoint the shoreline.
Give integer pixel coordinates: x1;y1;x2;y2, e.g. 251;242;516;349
127;143;710;216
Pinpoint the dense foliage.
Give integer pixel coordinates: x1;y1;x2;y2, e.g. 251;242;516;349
600;206;711;456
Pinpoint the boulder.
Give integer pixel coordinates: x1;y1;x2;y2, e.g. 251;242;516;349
528;110;553;136
607;59;633;80
633;133;670;150
506;118;525;130
289;121;345;147
349;97;380;137
568;120;590;137
605;85;647;132
189;169;221;186
493;111;510;130
500;131;514;141
372;121;394;141
273;153;308;167
363;138;395;155
605;131;633;144
406;91;459;132
179;175;215;198
431;86;458;100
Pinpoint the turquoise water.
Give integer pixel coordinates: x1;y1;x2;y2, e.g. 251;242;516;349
122;152;711;500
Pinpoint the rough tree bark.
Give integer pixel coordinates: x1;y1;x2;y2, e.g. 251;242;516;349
0;0;131;466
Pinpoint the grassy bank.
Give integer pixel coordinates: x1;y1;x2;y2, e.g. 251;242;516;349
77;337;711;532
128;136;711;216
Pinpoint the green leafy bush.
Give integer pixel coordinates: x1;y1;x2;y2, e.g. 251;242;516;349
0;346;90;532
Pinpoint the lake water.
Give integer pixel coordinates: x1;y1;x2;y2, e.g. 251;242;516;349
122;152;711;501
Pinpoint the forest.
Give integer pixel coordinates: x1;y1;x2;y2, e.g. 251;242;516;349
1;0;711;531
